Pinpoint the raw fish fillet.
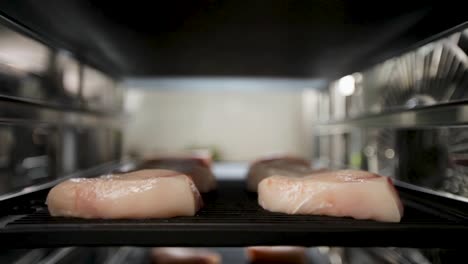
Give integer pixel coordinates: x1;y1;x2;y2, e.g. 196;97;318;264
247;156;318;192
246;246;307;264
46;169;202;219
140;157;217;192
258;170;403;222
151;247;221;264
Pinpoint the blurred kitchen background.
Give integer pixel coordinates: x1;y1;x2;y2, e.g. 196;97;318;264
121;79;323;162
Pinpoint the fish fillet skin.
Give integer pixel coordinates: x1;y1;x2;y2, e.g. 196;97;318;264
139;157;217;193
246;246;307;264
258;170;404;222
246;156;319;192
46;169;203;219
151;247;221;264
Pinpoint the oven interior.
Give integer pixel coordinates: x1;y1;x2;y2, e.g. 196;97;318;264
1;1;468;263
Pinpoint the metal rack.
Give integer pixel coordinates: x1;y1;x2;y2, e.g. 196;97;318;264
1;172;467;248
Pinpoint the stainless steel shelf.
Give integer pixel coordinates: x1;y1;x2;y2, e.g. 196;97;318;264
0;99;122;128
315;102;468;132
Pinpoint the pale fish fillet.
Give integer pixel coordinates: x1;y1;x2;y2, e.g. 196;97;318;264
258;170;404;222
247;156;321;192
151;247;221;264
140;157;217;192
246;246;307;264
46;169;203;219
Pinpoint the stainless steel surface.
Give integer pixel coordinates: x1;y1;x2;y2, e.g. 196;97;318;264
340;248;432;264
321;24;468;122
395;180;468;204
37;248;75;264
313;126;468;200
0;21;123;114
0;161;121;202
311;23;468;202
102;247;148;264
0;100;122;128
11;249;47;264
0;117;121;198
0;122;60;197
316;103;468;130
82;66;121;112
0;19;123;199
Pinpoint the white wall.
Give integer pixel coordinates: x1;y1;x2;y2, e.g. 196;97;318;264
122;89;309;161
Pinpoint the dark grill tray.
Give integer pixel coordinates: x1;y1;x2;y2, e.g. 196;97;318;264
1;180;467;248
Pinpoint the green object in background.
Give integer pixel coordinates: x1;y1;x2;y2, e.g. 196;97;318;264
186;145;222;161
206;146;221;161
350;152;362;168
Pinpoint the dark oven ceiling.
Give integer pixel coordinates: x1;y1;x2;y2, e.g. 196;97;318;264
0;0;466;79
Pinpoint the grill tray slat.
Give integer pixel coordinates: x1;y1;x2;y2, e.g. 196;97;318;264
1;180;467;248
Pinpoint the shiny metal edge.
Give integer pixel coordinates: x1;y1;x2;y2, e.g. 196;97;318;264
0;15;122;113
326;22;468;121
315;103;468;129
37;248;76;264
394;179;468;204
0;94;120;116
0;161;123;202
0;100;123;128
359;21;468;75
0;11;121;80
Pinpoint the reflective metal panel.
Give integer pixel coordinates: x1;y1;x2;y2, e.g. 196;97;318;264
57;51;81;105
76;127;122;170
0;22;53;102
0;22;122;113
327;25;468;121
314;126;468;199
0;100;121;128
0;10;122;202
0;123;122;198
0;123;58;196
82;66;118;112
0;23;49;74
317;103;468;129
